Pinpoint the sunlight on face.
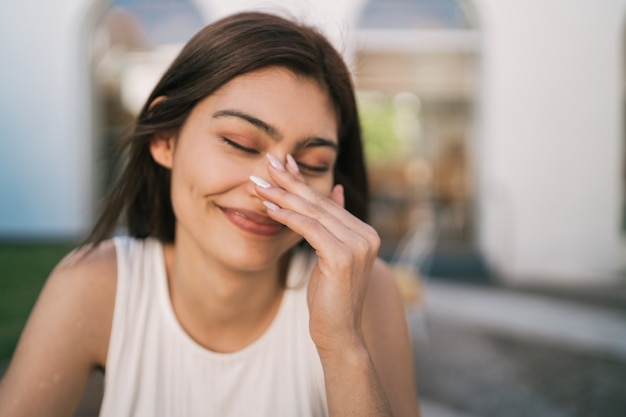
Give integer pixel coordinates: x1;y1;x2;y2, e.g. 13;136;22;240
166;67;339;271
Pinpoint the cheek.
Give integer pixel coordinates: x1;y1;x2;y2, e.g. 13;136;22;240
170;149;245;200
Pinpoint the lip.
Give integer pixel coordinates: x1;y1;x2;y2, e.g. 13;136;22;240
219;205;285;236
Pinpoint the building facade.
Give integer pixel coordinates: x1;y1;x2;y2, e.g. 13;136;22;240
0;0;624;285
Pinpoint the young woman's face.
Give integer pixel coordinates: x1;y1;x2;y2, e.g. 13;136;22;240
152;67;339;272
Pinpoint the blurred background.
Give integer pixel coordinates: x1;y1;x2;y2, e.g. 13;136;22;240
1;0;625;416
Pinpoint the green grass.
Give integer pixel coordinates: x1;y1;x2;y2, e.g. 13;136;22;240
0;242;77;366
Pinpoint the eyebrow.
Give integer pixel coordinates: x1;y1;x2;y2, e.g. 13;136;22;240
212;109;338;152
296;137;338;152
213;109;281;140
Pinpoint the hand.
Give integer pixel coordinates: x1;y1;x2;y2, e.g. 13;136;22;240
251;153;381;354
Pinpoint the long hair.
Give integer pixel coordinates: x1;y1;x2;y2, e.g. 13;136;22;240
86;11;369;244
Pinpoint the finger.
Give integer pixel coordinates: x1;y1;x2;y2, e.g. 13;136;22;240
256;180;379;255
286;154;301;176
258;154;378;246
265;153;319;201
259;183;359;242
265;202;372;264
330;184;345;208
266;152;307;183
253;178;355;235
263;157;359;228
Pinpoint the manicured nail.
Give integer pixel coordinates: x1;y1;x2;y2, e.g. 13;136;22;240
250;175;271;188
286;154;299;173
263;200;280;211
266;153;285;171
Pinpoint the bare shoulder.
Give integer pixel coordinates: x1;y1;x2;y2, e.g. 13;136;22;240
47;241;118;319
47;240;118;360
24;241;118;357
29;239;118;358
0;240;118;416
53;240;118;287
55;239;118;279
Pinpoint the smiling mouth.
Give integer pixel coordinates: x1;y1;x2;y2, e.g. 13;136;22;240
218;206;285;236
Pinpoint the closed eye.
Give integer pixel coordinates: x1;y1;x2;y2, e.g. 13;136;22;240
297;162;330;174
221;137;259;155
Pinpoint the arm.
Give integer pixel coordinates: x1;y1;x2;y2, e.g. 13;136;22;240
0;242;116;417
362;259;421;417
254;157;419;416
313;260;420;417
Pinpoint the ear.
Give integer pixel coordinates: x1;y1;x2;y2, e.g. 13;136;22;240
147;96;174;169
148;95;167;112
150;134;175;169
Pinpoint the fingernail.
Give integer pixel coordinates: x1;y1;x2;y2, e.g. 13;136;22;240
286;154;299;173
263;200;280;211
250;175;271;188
266;153;285;171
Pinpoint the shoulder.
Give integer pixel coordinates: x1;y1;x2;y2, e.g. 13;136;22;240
50;238;119;315
50;239;118;305
54;239;118;278
36;239;119;364
0;240;120;415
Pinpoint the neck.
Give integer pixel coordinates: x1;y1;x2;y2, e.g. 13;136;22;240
162;239;289;353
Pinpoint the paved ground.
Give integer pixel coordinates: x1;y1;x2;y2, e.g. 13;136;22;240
411;280;626;417
11;277;626;417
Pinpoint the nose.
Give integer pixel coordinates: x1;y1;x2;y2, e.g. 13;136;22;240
246;152;285;194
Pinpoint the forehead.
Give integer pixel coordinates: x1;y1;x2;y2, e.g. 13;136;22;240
194;67;338;139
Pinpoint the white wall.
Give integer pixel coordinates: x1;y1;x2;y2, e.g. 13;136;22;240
197;0;367;66
0;0;96;239
474;0;626;283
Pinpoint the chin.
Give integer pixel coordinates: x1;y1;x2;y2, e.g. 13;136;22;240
212;232;302;272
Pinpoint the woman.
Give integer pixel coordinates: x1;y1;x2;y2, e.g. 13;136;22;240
0;11;419;417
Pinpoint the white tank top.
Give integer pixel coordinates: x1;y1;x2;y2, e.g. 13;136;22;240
99;237;328;417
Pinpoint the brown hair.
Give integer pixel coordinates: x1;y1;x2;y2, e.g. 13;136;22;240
87;11;369;244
